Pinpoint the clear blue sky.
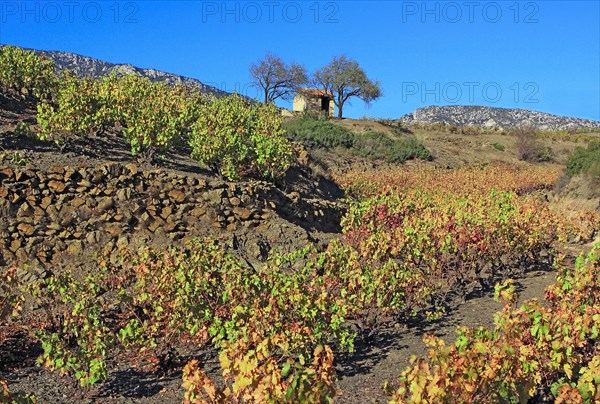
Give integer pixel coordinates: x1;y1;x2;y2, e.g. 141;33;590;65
1;1;599;120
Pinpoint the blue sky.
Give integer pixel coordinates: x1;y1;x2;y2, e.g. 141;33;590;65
1;1;599;120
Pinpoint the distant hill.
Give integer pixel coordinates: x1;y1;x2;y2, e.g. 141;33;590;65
1;44;228;97
400;105;600;131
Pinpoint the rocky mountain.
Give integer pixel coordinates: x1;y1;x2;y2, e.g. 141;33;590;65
1;44;228;97
400;105;600;131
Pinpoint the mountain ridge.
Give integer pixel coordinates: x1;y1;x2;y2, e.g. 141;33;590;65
0;44;228;97
400;105;600;131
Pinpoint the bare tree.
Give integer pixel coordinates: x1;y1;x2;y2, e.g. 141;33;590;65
249;53;308;104
313;55;382;118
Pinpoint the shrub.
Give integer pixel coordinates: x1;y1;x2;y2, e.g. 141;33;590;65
284;116;431;163
189;94;292;180
515;129;553;162
36;71;113;145
111;74;184;156
492;142;505;151
283;115;356;149
565;140;600;179
0;45;57;100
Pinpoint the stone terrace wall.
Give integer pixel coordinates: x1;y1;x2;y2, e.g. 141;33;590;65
0;163;343;267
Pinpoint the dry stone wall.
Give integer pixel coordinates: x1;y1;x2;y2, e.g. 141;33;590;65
0;163;343;268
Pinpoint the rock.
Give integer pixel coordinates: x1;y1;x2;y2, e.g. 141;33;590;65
17;203;34;218
230;197;241;206
0;187;8;198
233;207;252;220
205;189;226;204
116;188;132;201
125;163;139;176
96;197;114;212
48;180;67;193
17;223;35;236
190;207;207;217
9;239;22;252
168;189;186;203
86;231;101;244
105;225;122;236
39;196;53;210
148;218;165;233
66;240;84;255
0;166;14;180
164;221;177;232
161;206;173;220
71;197;86;208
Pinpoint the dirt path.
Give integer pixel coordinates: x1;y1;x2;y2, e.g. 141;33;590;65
335;268;557;403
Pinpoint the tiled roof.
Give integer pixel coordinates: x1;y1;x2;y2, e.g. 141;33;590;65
299;88;334;97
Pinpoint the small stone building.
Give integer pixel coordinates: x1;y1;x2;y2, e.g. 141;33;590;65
292;88;335;117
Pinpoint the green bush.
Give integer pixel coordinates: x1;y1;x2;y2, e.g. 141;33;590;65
386;137;432;163
36;71;113;144
492;142;505;152
111;74;191;155
0;45;57;100
566;140;600;179
189;94;292;180
283;115;356;149
284;115;431;164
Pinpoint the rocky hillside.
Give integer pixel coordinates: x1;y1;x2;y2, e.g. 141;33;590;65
401;105;600;131
0;44;227;97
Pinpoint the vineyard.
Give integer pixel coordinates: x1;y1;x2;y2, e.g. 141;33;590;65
1;45;600;403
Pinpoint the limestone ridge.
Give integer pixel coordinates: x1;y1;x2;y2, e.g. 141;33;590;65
0;44;228;97
401;105;600;131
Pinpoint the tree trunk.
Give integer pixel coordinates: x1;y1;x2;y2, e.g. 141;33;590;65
264;88;269;104
337;103;343;119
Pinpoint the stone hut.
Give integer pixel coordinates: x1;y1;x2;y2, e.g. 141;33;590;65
292;88;335;117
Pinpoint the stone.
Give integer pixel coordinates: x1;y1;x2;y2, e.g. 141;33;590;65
1;166;14;180
230;197;241;206
164;221;177;232
116;188;132;201
17;223;35;236
71;197;86;208
51;166;65;175
66;240;84;255
48;180;67;193
233;207;252;220
160;206;173;220
86;231;101;244
64;168;82;182
96;197;114;212
9;239;22;252
190;207;207;217
17;203;34;218
148;218;165;233
105;225;122;236
125;163;139;176
40;196;52;210
0;187;8;198
168;189;186;203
